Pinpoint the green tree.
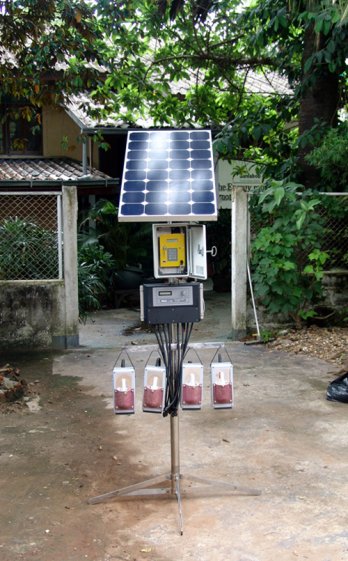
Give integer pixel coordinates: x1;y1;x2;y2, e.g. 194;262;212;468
2;0;345;186
0;1;111;106
93;0;347;186
1;1;346;188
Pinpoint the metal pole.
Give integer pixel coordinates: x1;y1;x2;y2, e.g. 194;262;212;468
170;323;180;493
247;263;261;339
170;414;180;493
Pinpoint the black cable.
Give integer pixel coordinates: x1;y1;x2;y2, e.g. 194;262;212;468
163;324;173;416
155;325;166;369
172;323;181;412
163;323;179;417
154;323;175;416
155;321;195;417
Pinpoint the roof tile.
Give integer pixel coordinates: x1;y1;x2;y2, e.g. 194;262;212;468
0;158;112;183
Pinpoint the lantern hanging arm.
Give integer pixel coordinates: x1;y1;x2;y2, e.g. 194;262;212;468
182;345;203;365
144;348;163;369
113;349;135;370
210;345;233;365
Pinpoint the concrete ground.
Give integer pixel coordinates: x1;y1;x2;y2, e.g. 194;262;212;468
1;290;348;561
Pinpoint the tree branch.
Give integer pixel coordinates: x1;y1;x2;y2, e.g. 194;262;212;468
146;52;277;73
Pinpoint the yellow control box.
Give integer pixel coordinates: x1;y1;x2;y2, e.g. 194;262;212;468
159;233;186;268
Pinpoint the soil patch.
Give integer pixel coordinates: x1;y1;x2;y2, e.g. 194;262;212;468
0;363;41;414
0;353;145;561
267;325;348;368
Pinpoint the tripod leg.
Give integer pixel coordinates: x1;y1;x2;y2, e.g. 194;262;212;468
183;474;261;496
88;472;171;504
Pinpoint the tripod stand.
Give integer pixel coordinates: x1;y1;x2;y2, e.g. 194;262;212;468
88;334;261;534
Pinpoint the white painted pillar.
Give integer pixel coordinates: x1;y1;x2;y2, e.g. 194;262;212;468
61;185;79;347
230;186;248;340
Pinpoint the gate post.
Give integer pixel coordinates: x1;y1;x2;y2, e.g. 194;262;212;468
230;186;248;340
53;185;79;348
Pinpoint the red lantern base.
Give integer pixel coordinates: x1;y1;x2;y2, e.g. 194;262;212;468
114;389;134;411
213;383;232;405
182;384;202;406
143;387;164;411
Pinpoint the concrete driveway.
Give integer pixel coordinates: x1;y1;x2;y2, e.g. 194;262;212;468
1;290;347;561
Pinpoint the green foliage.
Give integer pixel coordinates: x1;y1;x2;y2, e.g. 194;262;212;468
78;240;116;319
93;0;347;186
78;241;116;289
0;217;58;280
251;181;329;325
214;95;299;176
260;329;275;343
79;199;152;273
77;199;153;317
0;0;110;106
317;193;348;267
1;1;347;186
305;122;348;192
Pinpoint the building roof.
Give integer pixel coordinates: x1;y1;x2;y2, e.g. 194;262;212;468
244;70;292;96
66;95;151;131
66;70;292;132
0;157;118;189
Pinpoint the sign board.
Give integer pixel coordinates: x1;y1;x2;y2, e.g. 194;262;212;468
217;160;263;209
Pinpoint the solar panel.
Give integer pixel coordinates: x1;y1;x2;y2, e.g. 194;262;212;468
118;130;217;222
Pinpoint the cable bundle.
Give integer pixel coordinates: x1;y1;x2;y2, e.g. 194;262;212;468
154;322;193;417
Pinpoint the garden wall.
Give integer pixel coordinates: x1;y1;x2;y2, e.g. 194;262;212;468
322;270;348;308
0;186;79;351
0;280;78;350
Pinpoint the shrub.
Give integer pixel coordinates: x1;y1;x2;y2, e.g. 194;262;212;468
0;217;58;280
78;240;116;319
305;123;348;192
251;181;329;326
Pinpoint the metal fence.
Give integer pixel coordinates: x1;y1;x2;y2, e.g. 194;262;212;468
0;192;63;280
249;192;348;270
316;194;348;269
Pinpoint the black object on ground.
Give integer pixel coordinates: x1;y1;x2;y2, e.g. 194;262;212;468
326;372;348;403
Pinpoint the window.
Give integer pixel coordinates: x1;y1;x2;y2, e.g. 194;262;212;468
0;103;42;155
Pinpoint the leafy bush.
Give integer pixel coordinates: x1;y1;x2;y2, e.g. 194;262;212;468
79;199;152;273
78;240;116;319
0;217;58;280
251;181;329;326
305;123;348;192
78;198;154;317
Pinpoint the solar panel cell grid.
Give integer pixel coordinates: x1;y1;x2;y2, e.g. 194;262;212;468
118;130;217;222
